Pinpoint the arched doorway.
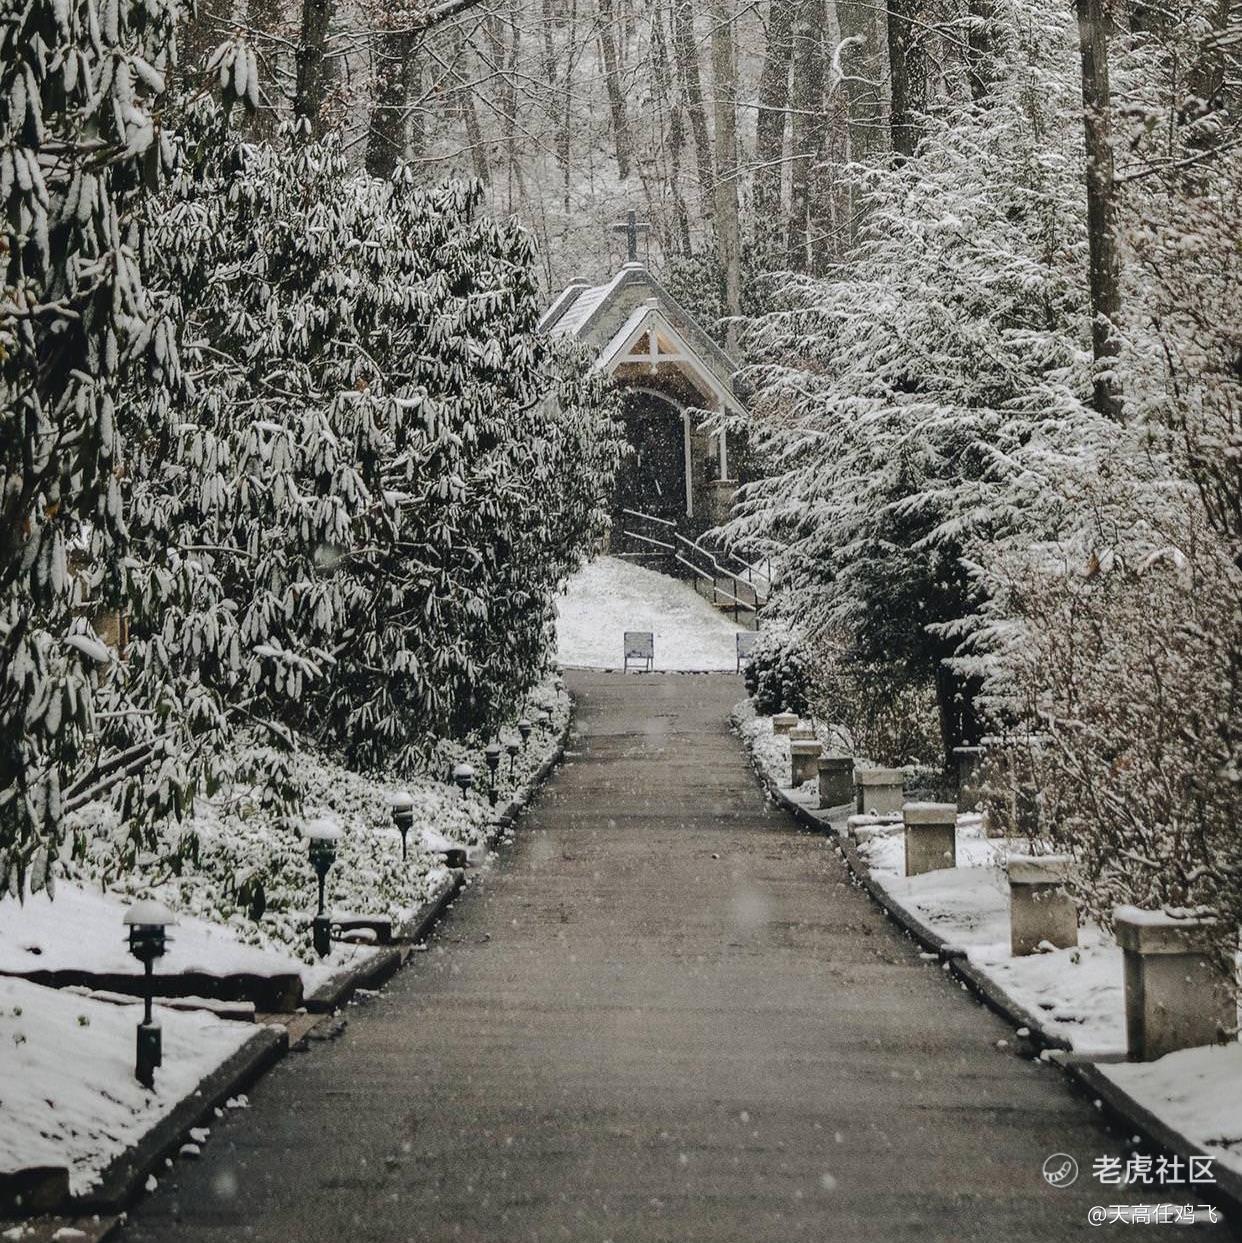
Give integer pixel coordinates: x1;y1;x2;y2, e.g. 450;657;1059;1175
612;389;687;534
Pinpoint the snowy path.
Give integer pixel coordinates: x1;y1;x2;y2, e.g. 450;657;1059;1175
113;674;1225;1242
555;555;745;671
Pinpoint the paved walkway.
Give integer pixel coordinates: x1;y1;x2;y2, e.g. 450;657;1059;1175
118;672;1222;1242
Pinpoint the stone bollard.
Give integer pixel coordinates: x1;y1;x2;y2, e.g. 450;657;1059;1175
855;767;905;815
772;712;799;736
818;756;855;809
954;745;985;812
1114;907;1236;1062
1007;855;1077;956
902;803;958;876
789;739;823;787
789;724;816;742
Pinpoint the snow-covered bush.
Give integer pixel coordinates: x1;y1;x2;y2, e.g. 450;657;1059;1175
743;629;811;717
0;0;190;894
112;107;622;795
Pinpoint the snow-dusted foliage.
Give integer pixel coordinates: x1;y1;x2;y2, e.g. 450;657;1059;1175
118;111;620;783
731;3;1089;766
0;0;186;894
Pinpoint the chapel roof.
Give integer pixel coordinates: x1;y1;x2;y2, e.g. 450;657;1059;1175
539;262;743;414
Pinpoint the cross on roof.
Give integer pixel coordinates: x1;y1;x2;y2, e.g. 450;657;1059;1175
610;209;650;264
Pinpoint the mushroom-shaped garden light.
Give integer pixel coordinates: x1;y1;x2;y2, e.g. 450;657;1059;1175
123;900;176;1088
453;762;475;800
388;790;415;861
517;718;533;748
305;816;342;958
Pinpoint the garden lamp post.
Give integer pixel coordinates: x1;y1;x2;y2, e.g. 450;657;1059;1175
484;744;502;807
517;718;532;748
535;710;550;729
123;900;176;1090
506;740;519;779
453;762;475;800
305;817;342;958
388;790;414;860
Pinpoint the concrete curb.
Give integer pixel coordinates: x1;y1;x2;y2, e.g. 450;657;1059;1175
74;1024;288;1215
735;707;1239;1232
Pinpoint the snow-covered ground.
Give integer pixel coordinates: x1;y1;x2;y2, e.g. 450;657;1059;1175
737;699;1241;1176
555;556;745;671
0;976;253;1194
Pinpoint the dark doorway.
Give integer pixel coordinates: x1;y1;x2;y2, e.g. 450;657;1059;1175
612;390;687;540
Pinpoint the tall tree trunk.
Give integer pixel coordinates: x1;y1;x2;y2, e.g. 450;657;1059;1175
599;0;633;178
1075;0;1124;420
673;0;716;227
652;0;693;252
885;0;927;159
787;0;826;270
753;0;796;263
709;0;742;352
295;0;336;137
366;30;418;177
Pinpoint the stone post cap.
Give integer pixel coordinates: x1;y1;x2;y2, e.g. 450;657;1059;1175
789;724;816;741
818;755;853;772
789;739;823;756
1114;906;1222;955
1007;854;1072;885
902;801;957;826
953;744;985;757
772;712;799;727
855;767;903;786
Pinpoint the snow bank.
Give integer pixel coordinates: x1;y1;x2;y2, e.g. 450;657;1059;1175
0;976;252;1193
555;556;745;671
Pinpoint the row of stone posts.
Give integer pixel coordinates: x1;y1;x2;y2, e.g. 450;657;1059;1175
771;713;1237;1063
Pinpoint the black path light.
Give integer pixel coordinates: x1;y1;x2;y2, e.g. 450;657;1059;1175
388;790;414;860
123;900;176;1089
505;739;520;779
484;744;502;807
305;817;342;958
453;762;475;800
517;718;532;748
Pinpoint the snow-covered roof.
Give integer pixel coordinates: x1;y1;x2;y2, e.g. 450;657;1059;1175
541;262;742;412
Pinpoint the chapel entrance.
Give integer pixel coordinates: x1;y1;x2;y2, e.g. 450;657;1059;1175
612;389;687;538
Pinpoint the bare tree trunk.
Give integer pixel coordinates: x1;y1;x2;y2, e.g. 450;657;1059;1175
1075;0;1124;420
673;0;715;226
599;0;633;178
885;0;927;159
709;0;742;351
753;0;796;262
652;0;693;252
295;0;336;137
367;29;419;177
787;0;826;270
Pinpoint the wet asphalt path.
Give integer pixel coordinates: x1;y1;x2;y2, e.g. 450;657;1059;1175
115;671;1225;1242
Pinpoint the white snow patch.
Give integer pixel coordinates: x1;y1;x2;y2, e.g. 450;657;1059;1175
0;977;252;1193
555;556;745;671
1100;1045;1242;1178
